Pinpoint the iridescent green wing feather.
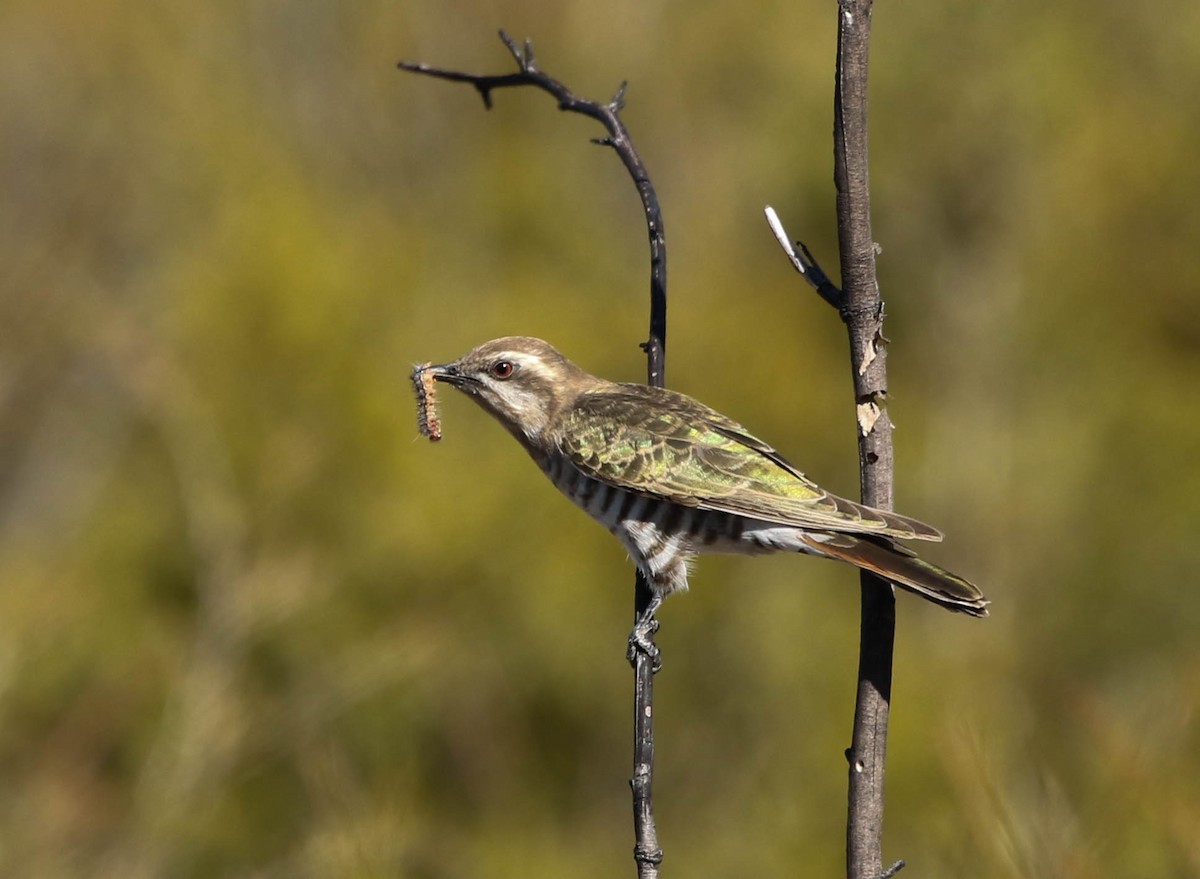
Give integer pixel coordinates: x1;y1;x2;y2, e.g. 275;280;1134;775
559;385;941;541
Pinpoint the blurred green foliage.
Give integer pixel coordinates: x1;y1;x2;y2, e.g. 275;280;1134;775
2;0;1199;876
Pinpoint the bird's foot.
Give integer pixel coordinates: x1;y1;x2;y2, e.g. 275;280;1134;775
627;615;662;672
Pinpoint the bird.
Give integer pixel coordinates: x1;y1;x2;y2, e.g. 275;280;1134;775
422;336;988;659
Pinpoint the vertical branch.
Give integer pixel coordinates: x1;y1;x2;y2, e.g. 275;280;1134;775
631;570;663;879
632;166;667;879
400;33;667;876
832;2;903;878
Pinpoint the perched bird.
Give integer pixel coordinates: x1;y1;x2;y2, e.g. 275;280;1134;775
423;336;987;656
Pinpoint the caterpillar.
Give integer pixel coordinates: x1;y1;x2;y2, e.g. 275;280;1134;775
411;362;442;441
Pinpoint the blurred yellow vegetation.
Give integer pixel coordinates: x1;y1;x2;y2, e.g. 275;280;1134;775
2;0;1198;877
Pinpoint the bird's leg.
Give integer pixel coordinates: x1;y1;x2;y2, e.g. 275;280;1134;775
627;592;663;672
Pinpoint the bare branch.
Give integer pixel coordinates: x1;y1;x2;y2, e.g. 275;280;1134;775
769;2;899;875
401;31;667;877
830;2;902;877
400;32;666;386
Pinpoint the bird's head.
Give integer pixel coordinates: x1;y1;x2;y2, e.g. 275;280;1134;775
427;337;594;445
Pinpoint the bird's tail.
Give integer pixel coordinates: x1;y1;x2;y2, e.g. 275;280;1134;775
799;532;989;617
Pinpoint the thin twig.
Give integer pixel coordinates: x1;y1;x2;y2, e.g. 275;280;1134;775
765;206;845;311
401;32;667;877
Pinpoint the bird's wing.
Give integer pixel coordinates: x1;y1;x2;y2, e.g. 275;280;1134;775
559;386;942;541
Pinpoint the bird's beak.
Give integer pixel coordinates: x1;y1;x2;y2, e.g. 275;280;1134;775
426;362;472;389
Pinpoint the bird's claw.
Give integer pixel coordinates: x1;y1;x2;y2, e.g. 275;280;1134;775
627;616;662;672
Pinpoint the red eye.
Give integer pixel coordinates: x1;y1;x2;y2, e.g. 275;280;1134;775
490;360;515;379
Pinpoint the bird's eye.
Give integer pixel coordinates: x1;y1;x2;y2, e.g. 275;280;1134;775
490;360;515;380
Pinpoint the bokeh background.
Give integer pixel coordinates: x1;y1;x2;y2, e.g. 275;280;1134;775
3;1;1198;876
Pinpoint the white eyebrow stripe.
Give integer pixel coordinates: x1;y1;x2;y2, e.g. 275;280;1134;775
509;353;547;374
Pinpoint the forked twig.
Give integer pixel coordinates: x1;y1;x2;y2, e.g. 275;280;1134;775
400;31;666;385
